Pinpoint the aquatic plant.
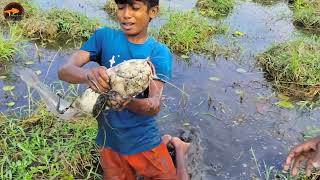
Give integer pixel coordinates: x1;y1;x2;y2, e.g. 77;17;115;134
158;10;227;55
196;0;235;18
293;0;320;33
0;104;101;179
104;0;118;20
257;37;320;100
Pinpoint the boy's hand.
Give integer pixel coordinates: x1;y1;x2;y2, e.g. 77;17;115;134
147;59;158;79
85;66;110;93
283;137;320;176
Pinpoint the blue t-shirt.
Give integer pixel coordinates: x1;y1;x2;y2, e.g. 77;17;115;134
80;27;173;155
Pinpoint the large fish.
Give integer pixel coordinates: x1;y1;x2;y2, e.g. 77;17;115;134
15;59;153;120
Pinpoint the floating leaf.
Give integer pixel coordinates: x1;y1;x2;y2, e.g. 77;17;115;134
25;61;34;65
277;94;290;101
181;55;189;59
209;76;220;81
7;101;15;107
236;68;247;73
0;76;7;80
183;123;190;126
3;85;15;91
35;70;42;75
233;31;245;37
275;100;294;109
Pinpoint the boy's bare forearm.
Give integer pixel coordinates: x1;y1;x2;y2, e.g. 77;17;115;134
58;64;88;84
125;97;160;116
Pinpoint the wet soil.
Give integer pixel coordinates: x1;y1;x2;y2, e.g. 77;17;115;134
1;0;320;179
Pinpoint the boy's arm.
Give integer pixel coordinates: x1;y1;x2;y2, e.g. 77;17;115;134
124;79;164;116
58;50;110;93
123;60;164;116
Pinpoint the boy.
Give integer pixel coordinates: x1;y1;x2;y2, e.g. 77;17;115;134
58;0;189;179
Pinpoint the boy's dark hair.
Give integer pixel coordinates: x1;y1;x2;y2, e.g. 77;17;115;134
114;0;159;9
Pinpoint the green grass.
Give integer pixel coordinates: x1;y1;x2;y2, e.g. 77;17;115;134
257;37;320;100
196;0;235;18
104;0;118;20
158;10;227;55
1;0;102;46
0;25;25;65
0;104;101;179
293;0;320;33
252;0;281;6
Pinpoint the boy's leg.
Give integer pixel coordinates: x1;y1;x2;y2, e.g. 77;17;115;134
100;147;136;180
171;137;190;180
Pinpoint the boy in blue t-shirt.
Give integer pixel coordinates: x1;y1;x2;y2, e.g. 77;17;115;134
58;0;189;179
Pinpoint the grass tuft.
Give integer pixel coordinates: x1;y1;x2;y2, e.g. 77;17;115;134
293;0;320;33
196;0;235;18
1;1;102;46
0;104;101;179
0;25;25;65
158;10;227;55
104;0;118;20
257;37;320;100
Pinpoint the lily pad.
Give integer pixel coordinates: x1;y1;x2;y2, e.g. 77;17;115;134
7;102;15;107
181;55;189;59
3;85;15;91
25;61;34;65
236;68;247;73
209;76;220;81
275;100;294;109
35;70;42;75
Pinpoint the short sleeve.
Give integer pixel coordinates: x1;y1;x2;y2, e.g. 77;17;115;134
80;27;106;65
150;44;173;82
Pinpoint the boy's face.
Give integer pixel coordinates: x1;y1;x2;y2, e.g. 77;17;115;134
117;1;158;37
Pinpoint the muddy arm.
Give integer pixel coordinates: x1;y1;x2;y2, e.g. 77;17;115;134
124;80;164;116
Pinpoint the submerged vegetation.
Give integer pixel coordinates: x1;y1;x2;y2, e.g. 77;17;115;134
196;0;235;18
158;11;227;55
292;0;320;33
0;104;100;179
257;37;320;100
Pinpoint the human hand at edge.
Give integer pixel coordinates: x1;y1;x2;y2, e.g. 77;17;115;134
283;137;320;176
85;66;110;93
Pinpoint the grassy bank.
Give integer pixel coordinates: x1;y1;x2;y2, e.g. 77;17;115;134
0;25;25;65
292;0;320;33
0;104;101;179
0;0;101;46
196;0;235;18
158;10;227;55
257;37;320;100
104;0;118;20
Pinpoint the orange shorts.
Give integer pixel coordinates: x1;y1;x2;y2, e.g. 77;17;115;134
100;143;177;180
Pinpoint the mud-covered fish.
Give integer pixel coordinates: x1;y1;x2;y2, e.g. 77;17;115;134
15;59;153;120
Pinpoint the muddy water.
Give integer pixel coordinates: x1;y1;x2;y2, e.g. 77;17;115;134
1;0;320;179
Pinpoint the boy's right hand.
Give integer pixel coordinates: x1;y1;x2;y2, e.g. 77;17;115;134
283;137;320;176
85;66;110;93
